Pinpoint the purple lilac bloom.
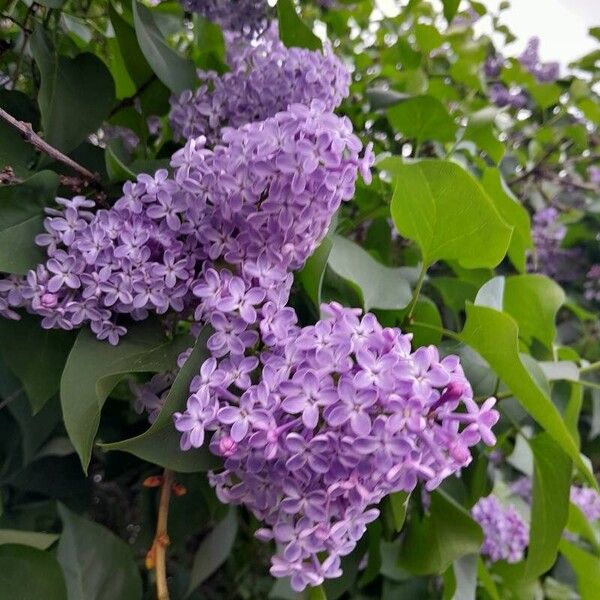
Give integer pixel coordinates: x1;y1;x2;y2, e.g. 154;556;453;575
518;37;560;83
528;207;581;282
584;265;600;303
169;24;351;144
0;102;374;343
484;54;504;78
570;486;600;521
589;166;600;185
510;475;533;502
488;83;527;109
181;0;268;35
174;300;499;591
471;496;529;563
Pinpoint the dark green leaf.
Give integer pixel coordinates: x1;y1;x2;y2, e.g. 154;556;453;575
277;0;322;51
386;96;458;145
100;328;217;472
463;109;505;164
0;171;58;274
386;158;512;268
30;28;116;154
559;539;600;600
186;508;238;595
0;313;74;412
0;544;67;600
60;321;192;472
366;88;411;109
297;236;333;308
132;1;196;93
57;504;142;600
398;491;482;575
442;0;462;22
524;433;571;580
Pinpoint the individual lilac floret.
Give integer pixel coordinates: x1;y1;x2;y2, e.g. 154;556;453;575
472;496;529;563
181;0;268;35
101;125;140;154
528;207;581;282
174;301;499;591
130;372;175;423
169;24;350;144
488;83;527;109
518;37;560;83
584;265;600;304
0;102;373;342
570;486;600;521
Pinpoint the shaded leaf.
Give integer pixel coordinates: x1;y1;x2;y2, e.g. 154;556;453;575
60;321;192;472
57;504;142;600
0;530;58;550
277;0;322;51
101;328;217;472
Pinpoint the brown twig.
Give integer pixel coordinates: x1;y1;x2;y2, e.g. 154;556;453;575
507;139;573;186
146;469;174;600
0;13;32;33
0;106;100;182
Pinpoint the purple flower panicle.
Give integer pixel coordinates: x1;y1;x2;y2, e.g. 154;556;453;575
472;495;529;563
570;486;600;522
174;299;499;591
181;0;268;35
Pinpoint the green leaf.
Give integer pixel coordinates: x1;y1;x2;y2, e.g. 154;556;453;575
463;109;505;164
57;504;142;600
132;1;196;93
445;554;477;600
524;433;571;580
442;0;462;22
388;491;411;532
100;328;218;472
366;88;411;110
0;313;74;412
186;508;238;595
327;236;412;311
297;236;333;308
0;544;67;600
0;530;58;550
480;168;532;272
0;171;58;274
566;502;599;552
460;304;595;488
386;96;458;145
109;3;153;88
559;539;600;600
475;274;565;349
398;491;482;575
386;158;512;269
105;145;136;182
405;297;443;347
30;28;116;155
277;0;322;51
430;277;478;313
60;321;192;472
0;90;39;177
414;23;444;53
307;586;328;600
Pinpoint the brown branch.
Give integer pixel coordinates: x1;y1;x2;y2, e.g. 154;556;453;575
508;139;573;186
146;469;174;600
0;107;100;182
0;13;32;33
108;74;157;118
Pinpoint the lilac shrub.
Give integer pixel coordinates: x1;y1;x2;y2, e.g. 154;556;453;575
174;300;500;590
169;24;351;144
0;102;373;343
181;0;268;35
471;495;529;563
528;207;581;281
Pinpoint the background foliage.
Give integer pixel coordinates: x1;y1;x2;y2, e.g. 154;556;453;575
0;1;599;599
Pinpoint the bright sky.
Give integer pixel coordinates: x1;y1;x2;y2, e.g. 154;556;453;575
376;0;599;65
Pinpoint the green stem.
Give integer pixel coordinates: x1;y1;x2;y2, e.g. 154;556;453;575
580;361;600;375
405;264;428;322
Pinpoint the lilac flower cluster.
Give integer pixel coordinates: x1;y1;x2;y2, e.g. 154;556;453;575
570;486;600;522
0;102;373;343
173;299;499;590
488;83;527;109
471;496;529;563
101;125;140;154
528;207;581;282
584;265;600;303
484;54;504;78
181;0;268;35
169;24;350;144
519;37;560;83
